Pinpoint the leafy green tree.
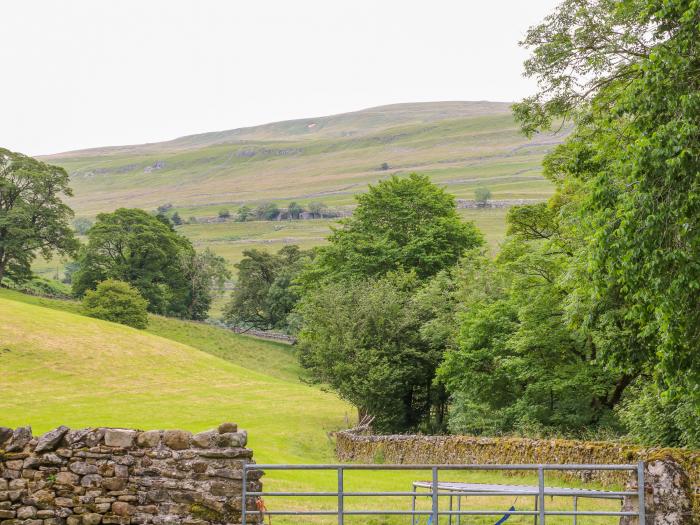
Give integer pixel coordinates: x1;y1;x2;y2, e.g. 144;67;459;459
72;208;193;316
224;245;310;331
73;217;93;235
82;279;149;329
236;206;252;222
180;248;230;321
287;202;303;219
516;0;700;395
311;173;483;281
297;272;444;431
0;148;78;283
254;202;280;221
308;201;327;218
474;187;491;206
171;212;183;226
218;209;231;219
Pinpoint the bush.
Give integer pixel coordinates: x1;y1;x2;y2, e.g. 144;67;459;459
82;279;149;329
474;187;492;206
218;209;231;219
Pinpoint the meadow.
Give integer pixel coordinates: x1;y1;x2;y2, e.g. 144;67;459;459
0;289;623;524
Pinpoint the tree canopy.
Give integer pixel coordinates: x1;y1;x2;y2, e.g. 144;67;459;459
515;0;700;397
0;148;78;283
313;173;483;281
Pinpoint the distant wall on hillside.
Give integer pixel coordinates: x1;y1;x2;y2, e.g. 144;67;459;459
336;431;699;521
0;423;262;525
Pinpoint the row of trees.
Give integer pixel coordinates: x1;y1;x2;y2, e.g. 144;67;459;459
0;150;229;322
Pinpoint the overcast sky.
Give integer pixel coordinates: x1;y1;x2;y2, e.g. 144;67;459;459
1;1;560;155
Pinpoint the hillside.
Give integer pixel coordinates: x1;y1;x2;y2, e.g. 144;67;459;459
41;102;562;217
0;293;350;464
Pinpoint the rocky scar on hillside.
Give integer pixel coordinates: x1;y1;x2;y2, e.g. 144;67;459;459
0;423;262;525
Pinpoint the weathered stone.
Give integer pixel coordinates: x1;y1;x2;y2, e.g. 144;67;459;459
217;423;237;434
35;427;70;453
35;510;55;518
197;448;252;459
135;431;160;448
82;513;102;525
113;465;128;479
0;510;15;518
56;472;79;486
54;497;74;507
0;428;12;447
8;479;26;490
103;430;136;449
66;516;81;525
0;481;6;491
191;431;216;449
31;490;54;506
6;426;32;452
69;463;97;476
80;475;102;488
214;433;246;448
16;506;37;519
101;478;126;492
102;516;129;524
111;502;131;517
162;431;191;450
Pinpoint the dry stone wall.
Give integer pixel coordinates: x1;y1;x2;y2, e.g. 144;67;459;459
0;423;262;525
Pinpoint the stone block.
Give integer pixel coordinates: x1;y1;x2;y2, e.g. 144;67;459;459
136;431;160;449
217;423;237;434
6;426;32;452
35;427;70;453
17;506;37;519
103;430;136;449
162;431;191;450
82;514;102;525
191;431;216;449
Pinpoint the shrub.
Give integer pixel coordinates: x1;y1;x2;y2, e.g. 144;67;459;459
82;279;149;329
474;187;492;206
218;209;231;219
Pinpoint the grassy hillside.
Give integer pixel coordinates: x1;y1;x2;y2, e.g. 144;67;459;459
42;102;560;217
0;293;347;464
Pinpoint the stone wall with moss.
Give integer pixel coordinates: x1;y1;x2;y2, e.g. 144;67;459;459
0;423;262;525
336;431;700;518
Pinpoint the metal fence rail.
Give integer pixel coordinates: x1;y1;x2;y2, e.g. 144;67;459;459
242;462;645;525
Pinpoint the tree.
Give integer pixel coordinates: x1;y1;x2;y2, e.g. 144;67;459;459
82;279;149;329
218;209;231;219
73;217;93;235
380;162;390;171
287;202;303;220
171;212;183;226
236;206;252;222
311;174;483;281
0;148;78;284
72;208;193;316
515;0;700;396
474;187;491;207
254;202;280;221
308;202;327;219
157;203;173;214
297;272;444;432
224;245;310;331
180;248;230;321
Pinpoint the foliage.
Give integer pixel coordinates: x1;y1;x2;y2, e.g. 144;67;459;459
72;217;93;235
311;174;483;281
254;202;280;221
224;245;310;331
474;187;491;206
380;162;390;171
179;248;231;321
157;203;173;214
308;201;327;218
82;279;149;329
618;379;700;449
287;202;303;219
0;148;78;283
236;206;251;222
171;212;183;225
516;0;700;397
2;275;72;298
72;208;197;317
297;272;446;432
218;209;231;219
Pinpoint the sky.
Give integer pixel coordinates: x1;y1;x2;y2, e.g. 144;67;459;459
1;1;561;155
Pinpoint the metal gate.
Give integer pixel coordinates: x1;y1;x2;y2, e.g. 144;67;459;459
241;463;645;524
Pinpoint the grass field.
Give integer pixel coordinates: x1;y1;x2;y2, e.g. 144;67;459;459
0;289;623;524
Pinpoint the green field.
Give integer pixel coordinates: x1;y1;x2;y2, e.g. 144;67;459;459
0;289;622;524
